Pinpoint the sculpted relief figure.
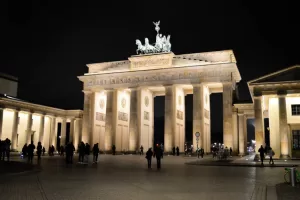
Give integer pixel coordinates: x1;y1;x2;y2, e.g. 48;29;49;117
135;21;171;55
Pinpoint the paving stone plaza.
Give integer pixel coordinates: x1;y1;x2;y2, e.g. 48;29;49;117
1;154;299;200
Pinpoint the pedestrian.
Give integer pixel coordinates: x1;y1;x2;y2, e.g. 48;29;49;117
268;147;275;165
5;138;11;161
22;143;28;158
146;148;153;169
92;143;99;163
229;147;232;156
154;145;163;169
78;142;85;163
258;145;265;166
37;142;42;161
140;145;144;155
176;146;179;156
112;145;116;155
42;147;45;156
172;147;175;156
197;148;200;158
201;148;204;158
160;143;164;159
27;141;35;163
84;143;90;163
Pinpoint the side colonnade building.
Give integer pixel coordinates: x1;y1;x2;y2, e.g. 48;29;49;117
0;95;83;152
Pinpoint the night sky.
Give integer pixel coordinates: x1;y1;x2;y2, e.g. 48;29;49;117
1;1;299;141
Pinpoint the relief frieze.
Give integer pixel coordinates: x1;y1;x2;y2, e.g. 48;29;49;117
96;112;106;121
118;111;128;122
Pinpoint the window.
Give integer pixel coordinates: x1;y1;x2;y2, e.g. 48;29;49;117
291;105;300;115
292;130;300;150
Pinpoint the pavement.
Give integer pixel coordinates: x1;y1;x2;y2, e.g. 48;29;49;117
0;154;299;199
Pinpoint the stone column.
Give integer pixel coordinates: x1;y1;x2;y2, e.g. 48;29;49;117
50;117;57;147
69;118;75;143
74;118;82;150
0;108;3;139
193;84;204;150
82;91;91;144
243;115;248;154
278;94;289;157
26;112;33;144
105;90;113;151
238;113;245;155
39;115;45;144
254;96;265;153
11;110;19;150
129;89;138;152
60;118;66;146
223;83;233;149
164;85;174;152
232;109;238;154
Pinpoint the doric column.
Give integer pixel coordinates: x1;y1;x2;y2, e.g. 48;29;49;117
129;88;138;152
193;84;204;150
104;90;113;151
164;85;175;152
278;94;289;157
238;113;245;155
223;83;233;149
74;118;82;150
60;118;66;146
39;115;45;144
232;109;238;154
26;112;33;144
0;108;3;139
11;110;19;150
254;96;265;153
69;118;75;143
82;91;92;144
50;117;57;148
243;115;248;154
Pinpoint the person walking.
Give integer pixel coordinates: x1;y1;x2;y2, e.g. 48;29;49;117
229;147;232;157
258;145;265;166
140;145;144;155
78;142;85;163
268;147;275;165
154;145;163;169
93;143;100;163
27;141;35;163
146;148;153;169
37;142;42;161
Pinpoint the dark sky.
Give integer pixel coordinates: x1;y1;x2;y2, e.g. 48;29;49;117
1;1;299;136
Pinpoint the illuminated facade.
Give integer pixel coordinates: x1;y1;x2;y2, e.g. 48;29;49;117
78;50;241;153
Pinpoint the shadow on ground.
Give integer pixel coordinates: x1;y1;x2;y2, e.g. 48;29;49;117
0;161;35;174
276;182;300;200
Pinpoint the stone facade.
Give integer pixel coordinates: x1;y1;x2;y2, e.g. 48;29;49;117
78;50;241;153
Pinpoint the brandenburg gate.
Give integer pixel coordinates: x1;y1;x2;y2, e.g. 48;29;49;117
78;21;241;154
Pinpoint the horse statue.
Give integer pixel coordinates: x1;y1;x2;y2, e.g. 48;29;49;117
162;35;171;52
144;38;158;54
136;38;159;54
136;39;146;54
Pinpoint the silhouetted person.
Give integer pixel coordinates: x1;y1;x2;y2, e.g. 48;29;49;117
229;147;232;156
1;140;6;160
78;142;85;163
22;143;28;158
268;147;274;165
27;141;35;163
140;145;144;155
258;145;265;166
172;147;175;156
146;148;153;169
154;146;163;169
201;148;204;158
112;145;116;155
85;143;90;163
93;143;99;163
42;147;45;156
176;147;179;156
37;142;42;161
160;143;164;158
60;145;65;156
66;142;75;164
4;138;11;161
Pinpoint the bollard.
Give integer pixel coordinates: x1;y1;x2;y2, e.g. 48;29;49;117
290;167;296;187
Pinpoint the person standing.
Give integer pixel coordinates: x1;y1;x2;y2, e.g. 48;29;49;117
5;138;11;161
172;147;175;156
112;145;116;155
268;147;275;165
258;145;265;166
140;145;144;155
146;148;153;169
78;142;85;163
154;145;163;169
176;147;179;156
27;141;35;163
93;143;100;163
37;142;42;161
42;147;45;156
229;147;232;157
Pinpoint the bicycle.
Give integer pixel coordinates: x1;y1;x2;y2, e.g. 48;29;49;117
284;166;300;183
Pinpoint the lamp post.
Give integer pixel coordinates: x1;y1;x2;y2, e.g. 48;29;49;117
195;132;200;150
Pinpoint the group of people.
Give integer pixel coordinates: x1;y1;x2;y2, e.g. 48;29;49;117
22;141;43;163
0;138;11;161
172;147;180;156
145;145;163;169
258;145;275;166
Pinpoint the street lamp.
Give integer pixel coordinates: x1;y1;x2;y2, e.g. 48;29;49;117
195;132;200;149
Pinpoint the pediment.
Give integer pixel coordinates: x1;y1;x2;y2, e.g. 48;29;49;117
248;65;300;84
